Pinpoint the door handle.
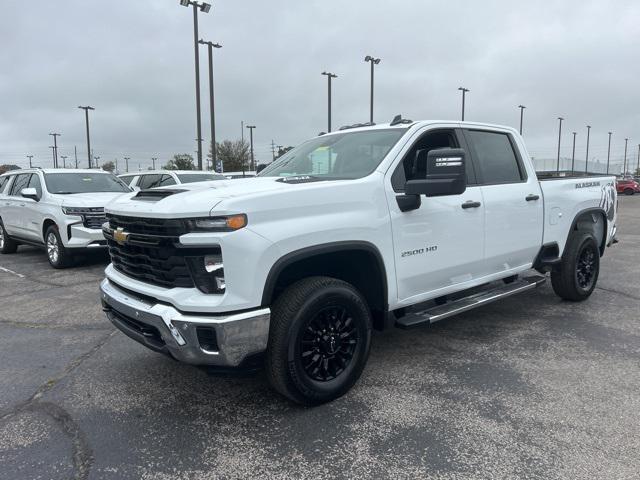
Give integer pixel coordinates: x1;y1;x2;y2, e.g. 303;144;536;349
19;203;25;207
525;194;540;201
461;201;481;209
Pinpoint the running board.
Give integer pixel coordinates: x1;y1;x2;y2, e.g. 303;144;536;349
395;275;546;329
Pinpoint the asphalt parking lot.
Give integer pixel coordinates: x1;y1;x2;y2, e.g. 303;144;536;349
0;197;639;480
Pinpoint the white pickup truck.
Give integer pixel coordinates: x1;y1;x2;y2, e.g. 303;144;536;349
100;119;618;405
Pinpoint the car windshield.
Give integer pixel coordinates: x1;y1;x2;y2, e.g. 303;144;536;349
176;173;224;184
258;128;407;180
44;173;131;194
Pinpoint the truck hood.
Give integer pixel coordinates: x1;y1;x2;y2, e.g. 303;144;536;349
104;177;324;218
55;191;128;208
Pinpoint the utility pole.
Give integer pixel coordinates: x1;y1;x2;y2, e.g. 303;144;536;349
556;117;564;174
246;125;256;171
364;56;381;123
152;157;157;170
636;144;640;177
606;132;612;174
179;0;212;170
623;138;628;176
458;87;470;121
585;125;591;174
61;155;68;168
77;106;94;168
115;158;119;173
26;155;33;168
49;133;61;168
124;157;130;173
518;105;526;135
198;39;222;171
321;72;338;132
271;140;277;161
94;156;101;169
49;146;56;167
571;132;577;174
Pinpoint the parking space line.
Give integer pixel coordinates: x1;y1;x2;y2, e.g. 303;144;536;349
0;265;25;278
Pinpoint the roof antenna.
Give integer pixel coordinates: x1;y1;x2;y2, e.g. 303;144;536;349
390;114;412;126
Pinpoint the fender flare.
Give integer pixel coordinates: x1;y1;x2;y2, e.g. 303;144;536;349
260;240;388;310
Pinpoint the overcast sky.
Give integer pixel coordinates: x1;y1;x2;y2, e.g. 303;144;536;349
1;0;638;171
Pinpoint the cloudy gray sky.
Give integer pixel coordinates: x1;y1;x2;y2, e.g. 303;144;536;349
1;0;639;172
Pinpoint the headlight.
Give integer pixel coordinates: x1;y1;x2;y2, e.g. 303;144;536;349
61;206;104;215
185;214;247;232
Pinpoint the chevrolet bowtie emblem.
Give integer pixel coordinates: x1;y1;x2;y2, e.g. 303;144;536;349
113;227;130;245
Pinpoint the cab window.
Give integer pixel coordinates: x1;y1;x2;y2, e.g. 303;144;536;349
158;174;177;186
28;173;43;198
392;129;476;191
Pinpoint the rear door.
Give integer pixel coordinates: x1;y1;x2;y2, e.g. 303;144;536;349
387;126;486;304
463;128;543;273
3;173;31;235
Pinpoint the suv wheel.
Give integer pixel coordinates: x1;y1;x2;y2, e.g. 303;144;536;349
0;219;18;254
551;231;600;301
45;225;72;268
266;276;372;405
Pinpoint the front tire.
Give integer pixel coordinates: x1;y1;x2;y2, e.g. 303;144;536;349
551;231;600;301
45;225;72;269
0;219;18;254
624;188;634;196
266;276;372;405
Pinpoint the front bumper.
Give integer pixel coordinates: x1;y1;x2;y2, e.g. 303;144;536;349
100;278;270;367
67;223;107;248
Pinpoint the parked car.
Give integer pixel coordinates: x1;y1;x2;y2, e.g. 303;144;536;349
616;178;640;195
118;170;225;190
0;168;131;268
99;119;618;405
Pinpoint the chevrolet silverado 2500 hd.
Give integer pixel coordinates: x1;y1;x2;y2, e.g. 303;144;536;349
100;119;618;405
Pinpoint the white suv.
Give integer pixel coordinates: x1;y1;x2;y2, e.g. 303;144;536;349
118;170;225;190
0;168;131;268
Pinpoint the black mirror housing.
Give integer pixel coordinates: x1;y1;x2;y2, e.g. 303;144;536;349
405;148;466;197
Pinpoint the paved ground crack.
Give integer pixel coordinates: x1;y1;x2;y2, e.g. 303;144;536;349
596;285;640;301
0;330;116;480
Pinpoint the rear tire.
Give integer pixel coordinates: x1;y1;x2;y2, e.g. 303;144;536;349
45;225;72;269
551;231;599;301
624;188;634;195
265;276;372;405
0;219;18;254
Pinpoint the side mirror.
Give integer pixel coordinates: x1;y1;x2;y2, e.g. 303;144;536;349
21;187;39;201
405;148;466;197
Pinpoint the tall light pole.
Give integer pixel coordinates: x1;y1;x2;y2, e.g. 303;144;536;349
246;125;256;171
556;117;564;174
458;87;469;121
198;39;222;171
124;157;130;173
179;0;211;171
584;125;591;174
518;105;526;135
77;106;94;168
623;138;628;176
61;155;68;168
606;132;612;174
364;56;381;124
26;155;33;168
152;157;157;170
49;133;61;168
571;132;577;174
321;71;338;132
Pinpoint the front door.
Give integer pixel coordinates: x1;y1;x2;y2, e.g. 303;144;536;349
387;126;486;306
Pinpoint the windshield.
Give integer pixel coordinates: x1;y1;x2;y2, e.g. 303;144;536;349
44;173;131;194
177;173;224;184
259;128;407;180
